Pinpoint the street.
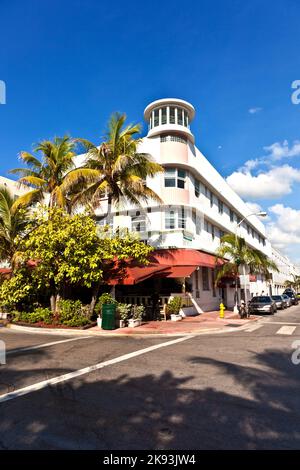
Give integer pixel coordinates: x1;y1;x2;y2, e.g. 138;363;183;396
0;305;300;450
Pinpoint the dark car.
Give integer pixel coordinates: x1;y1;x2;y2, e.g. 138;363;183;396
283;289;299;305
249;296;277;315
272;295;287;310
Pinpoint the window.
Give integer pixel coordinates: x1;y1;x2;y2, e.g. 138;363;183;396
161;107;167;125
204;219;209;232
160;134;187;144
194;179;200;198
132;211;146;232
230;209;234;222
153;109;159;127
202;267;210;291
212;270;216;297
165;210;175;229
210;190;214;208
192;210;201;235
164;167;186;189
178;207;186;229
219;230;225;239
211;225;215;240
177;169;186;188
177;107;183;125
218;199;223;214
164;168;176;187
247;224;251;235
170;107;176;124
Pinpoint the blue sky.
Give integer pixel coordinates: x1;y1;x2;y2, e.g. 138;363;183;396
1;0;300;264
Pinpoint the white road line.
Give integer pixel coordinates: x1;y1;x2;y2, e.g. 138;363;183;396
276;326;297;335
0;335;194;403
244;324;263;333
6;336;91;356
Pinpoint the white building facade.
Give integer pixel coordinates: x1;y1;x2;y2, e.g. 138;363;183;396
98;98;298;311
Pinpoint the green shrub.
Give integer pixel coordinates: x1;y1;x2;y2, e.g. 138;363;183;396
132;305;145;320
12;307;52;324
117;303;132;321
167;297;182;315
58;299;90;327
95;293;118;317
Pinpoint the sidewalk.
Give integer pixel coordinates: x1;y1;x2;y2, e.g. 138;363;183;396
89;310;258;335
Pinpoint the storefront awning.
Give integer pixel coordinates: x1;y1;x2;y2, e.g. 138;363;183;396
107;249;224;285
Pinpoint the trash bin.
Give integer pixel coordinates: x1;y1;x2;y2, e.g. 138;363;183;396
101;303;116;330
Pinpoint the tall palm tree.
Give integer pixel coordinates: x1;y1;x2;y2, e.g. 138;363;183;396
63;113;163;217
215;234;278;307
10;136;77;212
0;186;31;267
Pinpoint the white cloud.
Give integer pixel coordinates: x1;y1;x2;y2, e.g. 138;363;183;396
248;107;263;114
245;201;262;213
226;164;300;199
263;140;300;161
266;204;300;263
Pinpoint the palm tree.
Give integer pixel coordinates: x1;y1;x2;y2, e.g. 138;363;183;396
0;185;31;267
10;136;77;212
215;234;278;308
63;113;163;217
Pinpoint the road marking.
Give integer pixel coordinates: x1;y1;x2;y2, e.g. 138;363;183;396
0;335;194;403
261;321;300;326
6;336;91;356
244;324;263;333
276;326;297;335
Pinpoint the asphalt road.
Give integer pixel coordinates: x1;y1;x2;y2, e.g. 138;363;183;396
0;305;300;450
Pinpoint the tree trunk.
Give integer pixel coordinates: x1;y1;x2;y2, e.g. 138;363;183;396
90;283;101;314
50;295;56;314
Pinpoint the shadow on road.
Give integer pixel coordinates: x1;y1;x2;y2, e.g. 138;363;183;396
0;347;300;449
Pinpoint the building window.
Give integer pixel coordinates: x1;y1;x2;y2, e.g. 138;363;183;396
177;107;183;125
170;107;176;124
132;211;146;232
202;267;210;291
210;191;214;208
218;199;223;214
212;270;216;297
211;225;215;240
164;167;186;189
219;230;225;239
194;179;200;198
153;109;159;127
178;207;186;229
161;107;167;125
160;135;187;144
230;209;234;222
165;210;176;229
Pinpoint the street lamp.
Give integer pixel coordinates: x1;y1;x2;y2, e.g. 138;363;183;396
233;211;267;314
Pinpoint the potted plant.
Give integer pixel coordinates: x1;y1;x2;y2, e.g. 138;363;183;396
128;305;144;328
117;303;132;327
168;297;182;321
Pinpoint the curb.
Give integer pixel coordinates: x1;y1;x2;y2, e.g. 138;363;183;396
5;319;258;338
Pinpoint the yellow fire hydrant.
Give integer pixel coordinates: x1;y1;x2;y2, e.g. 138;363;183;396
219;302;225;319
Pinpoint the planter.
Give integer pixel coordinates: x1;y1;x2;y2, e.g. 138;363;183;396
118;319;127;328
97;317;102;327
171;314;182;322
128;318;141;328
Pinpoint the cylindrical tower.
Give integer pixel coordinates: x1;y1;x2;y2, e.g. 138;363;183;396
144;98;195;143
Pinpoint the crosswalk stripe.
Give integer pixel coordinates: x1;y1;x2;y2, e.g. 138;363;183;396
244;324;263;332
276;326;297;335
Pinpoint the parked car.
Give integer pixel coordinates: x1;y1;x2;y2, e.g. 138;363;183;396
283;289;299;305
272;295;287;310
282;294;292;307
249;296;277;315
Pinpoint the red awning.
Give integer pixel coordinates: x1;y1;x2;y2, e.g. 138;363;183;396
108;263;170;285
150;249;221;268
107;249;224;285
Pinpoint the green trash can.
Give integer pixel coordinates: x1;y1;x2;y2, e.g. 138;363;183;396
101;303;116;330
